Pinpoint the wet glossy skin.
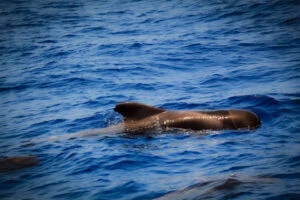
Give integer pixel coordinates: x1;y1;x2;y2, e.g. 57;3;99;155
114;102;261;133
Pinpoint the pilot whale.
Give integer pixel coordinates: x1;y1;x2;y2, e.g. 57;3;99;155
114;102;261;133
1;102;261;172
30;102;262;140
0;155;39;172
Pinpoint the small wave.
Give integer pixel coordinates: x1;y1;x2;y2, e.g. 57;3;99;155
111;30;139;35
219;10;247;18
280;16;300;25
104;158;151;171
130;42;143;48
227;95;280;108
53;50;75;57
81;100;100;109
51;191;89;199
30;119;67;129
62;34;77;38
161;102;208;110
200;74;232;87
68;164;100;176
118;82;157;91
42;1;83;9
92;181;141;200
266;193;300;200
98;10;128;16
221;165;250;173
80;26;106;33
272;172;300;179
1;179;23;192
29;181;68;192
38;39;57;44
0;85;30;93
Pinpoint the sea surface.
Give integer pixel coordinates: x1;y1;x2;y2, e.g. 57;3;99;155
0;0;300;199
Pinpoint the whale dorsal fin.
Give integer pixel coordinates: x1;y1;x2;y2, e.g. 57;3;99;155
114;102;165;121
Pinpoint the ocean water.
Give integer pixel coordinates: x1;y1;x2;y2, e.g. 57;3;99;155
0;0;300;199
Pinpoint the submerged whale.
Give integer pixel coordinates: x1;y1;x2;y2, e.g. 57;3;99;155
154;175;278;200
114;102;261;133
0;155;39;172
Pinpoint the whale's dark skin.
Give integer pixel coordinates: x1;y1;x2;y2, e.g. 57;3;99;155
0;155;39;172
114;102;261;133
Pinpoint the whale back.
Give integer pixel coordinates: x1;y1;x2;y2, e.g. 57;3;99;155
114;102;261;131
114;102;165;121
0;155;39;172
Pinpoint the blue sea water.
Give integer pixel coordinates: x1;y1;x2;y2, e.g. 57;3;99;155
0;0;300;199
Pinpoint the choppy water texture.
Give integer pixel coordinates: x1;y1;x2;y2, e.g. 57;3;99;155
1;0;300;199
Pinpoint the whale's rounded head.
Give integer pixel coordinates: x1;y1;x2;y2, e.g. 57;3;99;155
228;110;261;129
